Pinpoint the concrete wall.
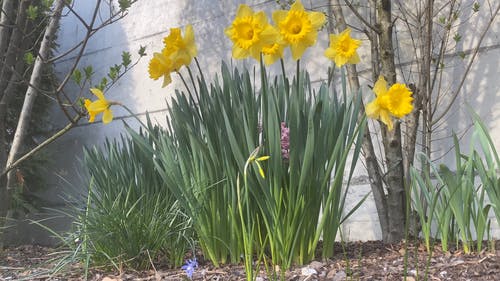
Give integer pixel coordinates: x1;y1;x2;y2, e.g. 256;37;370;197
8;0;499;244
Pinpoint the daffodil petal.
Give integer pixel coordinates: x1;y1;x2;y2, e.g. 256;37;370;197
290;0;304;11
365;99;379;119
87;100;109;111
379;109;393;131
373;76;387;97
102;109;113;124
88;112;96;123
232;45;249;59
272;10;288;27
237;4;253;18
309;11;326;29
84;99;92;109
334;55;348;68
90;88;105;100
348;52;360;64
290;42;308;60
256;162;265;178
162;72;172;88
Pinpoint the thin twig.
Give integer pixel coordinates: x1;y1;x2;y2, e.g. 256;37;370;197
432;3;500;125
343;0;380;33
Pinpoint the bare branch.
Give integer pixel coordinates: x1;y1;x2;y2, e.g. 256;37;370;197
432;2;500;125
343;0;381;33
2;115;82;179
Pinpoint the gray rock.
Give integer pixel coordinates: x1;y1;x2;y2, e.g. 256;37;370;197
326;269;346;281
309;261;324;271
301;267;318;276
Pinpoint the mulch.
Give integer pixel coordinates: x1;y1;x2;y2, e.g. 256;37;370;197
1;240;500;280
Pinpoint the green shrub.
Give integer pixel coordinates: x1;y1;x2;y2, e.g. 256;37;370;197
72;131;193;269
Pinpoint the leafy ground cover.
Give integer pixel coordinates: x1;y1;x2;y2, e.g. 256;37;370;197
1;240;500;280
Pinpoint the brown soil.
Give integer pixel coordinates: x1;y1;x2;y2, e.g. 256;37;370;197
1;241;500;281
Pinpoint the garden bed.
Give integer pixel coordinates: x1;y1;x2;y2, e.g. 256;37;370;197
1;240;499;281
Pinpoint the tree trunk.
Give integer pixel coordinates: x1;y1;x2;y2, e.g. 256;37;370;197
5;0;64;190
329;0;390;242
0;0;30;96
0;0;15;66
377;0;406;243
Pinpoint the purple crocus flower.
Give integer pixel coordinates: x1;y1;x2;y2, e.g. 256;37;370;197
280;122;290;160
181;258;198;279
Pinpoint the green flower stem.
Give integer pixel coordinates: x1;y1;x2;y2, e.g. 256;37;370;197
194;57;206;85
176;70;196;105
186;65;199;99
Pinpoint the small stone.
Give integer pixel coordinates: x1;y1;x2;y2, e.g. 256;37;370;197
102;277;122;281
301;267;317;276
309;261;324;271
327;270;346;281
255;277;264;281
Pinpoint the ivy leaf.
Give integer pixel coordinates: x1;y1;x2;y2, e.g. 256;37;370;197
42;0;54;9
27;5;39;21
473;2;480;12
138;45;147;57
72;69;82;85
24;52;35;65
83;66;94;80
118;0;131;11
108;65;121;81
122;51;131;68
98;77;108;90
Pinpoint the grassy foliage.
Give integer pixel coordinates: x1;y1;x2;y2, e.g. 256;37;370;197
69;131;193;270
411;111;499;253
129;61;365;274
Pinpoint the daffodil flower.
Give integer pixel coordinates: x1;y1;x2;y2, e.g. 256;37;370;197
366;76;414;131
148;25;197;87
244;148;270;179
324;28;361;67
225;4;279;61
84;88;115;124
262;40;287;65
163;25;197;70
148;52;173;87
272;0;326;60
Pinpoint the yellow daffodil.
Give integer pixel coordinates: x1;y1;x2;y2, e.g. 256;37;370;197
225;4;279;61
244;147;270;179
162;24;197;70
324;28;361;67
148;25;197;87
366;76;414;131
148;52;174;87
384;83;414;118
252;155;270;178
84;88;114;124
262;40;286;65
272;0;326;60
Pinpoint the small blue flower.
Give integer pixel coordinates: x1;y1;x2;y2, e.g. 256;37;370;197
181;258;198;279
